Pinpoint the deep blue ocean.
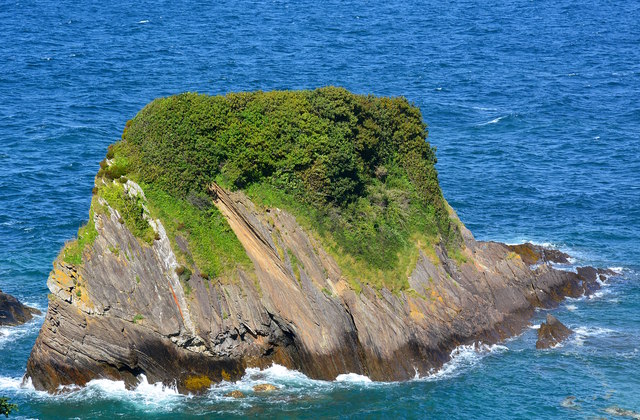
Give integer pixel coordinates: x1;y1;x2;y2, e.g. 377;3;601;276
1;1;639;418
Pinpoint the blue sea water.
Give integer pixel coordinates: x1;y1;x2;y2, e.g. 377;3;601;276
1;0;639;418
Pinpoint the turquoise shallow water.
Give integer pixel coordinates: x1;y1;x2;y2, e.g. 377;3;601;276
1;0;639;418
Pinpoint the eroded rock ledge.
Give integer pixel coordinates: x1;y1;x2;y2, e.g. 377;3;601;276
26;182;612;393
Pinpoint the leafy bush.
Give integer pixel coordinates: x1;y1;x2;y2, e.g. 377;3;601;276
0;396;17;417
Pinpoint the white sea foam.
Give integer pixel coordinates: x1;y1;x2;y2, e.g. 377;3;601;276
572;326;616;346
502;239;560;249
421;342;508;381
243;363;318;386
0;311;44;350
588;289;613;300
565;304;578;311
0;376;25;392
335;373;372;383
138;20;150;24
477;116;506;126
530;323;541;330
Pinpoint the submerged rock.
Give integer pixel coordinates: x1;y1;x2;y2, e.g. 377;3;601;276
560;396;579;410
605;406;640;419
536;314;573;349
0;289;41;326
253;383;278;392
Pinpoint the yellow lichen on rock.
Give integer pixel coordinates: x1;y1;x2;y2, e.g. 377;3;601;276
253;383;278;392
184;375;212;393
408;299;425;321
225;390;245;398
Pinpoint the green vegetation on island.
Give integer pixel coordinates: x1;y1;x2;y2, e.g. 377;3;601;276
63;87;462;291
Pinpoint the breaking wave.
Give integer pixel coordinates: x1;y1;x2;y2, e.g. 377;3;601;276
572;326;617;347
0;310;44;350
420;343;508;381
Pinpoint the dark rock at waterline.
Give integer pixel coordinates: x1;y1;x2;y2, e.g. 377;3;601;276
576;266;616;296
536;314;573;349
0;289;41;326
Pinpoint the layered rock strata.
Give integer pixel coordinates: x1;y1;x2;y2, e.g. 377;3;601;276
26;182;611;393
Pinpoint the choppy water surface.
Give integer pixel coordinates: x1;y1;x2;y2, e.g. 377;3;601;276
1;1;639;418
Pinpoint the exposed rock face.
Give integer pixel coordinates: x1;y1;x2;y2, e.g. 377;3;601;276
0;290;41;326
26;181;611;393
536;314;573;349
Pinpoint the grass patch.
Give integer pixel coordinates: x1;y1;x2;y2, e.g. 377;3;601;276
449;246;468;266
132;314;144;323
62;207;99;266
288;249;302;284
142;184;251;280
176;265;192;282
108;244;120;257
245;181;439;293
98;181;156;244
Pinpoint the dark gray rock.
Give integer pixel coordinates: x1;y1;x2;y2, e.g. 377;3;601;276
0;289;41;326
536;314;573;349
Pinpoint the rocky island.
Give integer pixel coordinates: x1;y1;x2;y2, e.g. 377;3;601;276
26;88;611;393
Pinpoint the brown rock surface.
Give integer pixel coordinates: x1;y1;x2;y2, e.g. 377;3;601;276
536;314;573;349
0;289;41;326
26;181;610;393
225;390;245;398
253;383;278;392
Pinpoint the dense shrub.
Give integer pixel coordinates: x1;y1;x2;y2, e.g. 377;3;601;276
107;87;460;287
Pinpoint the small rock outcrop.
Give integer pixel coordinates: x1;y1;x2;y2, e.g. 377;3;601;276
0;290;41;326
253;383;278;392
536;314;573;349
225;390;245;398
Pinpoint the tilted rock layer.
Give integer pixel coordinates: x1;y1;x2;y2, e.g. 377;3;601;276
26;182;608;393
